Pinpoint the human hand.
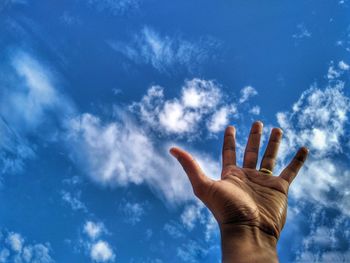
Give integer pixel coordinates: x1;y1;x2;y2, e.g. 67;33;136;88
170;121;308;262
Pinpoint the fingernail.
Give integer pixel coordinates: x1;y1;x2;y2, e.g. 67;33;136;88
255;120;263;126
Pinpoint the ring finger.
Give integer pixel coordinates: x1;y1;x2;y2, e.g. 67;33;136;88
259;128;283;173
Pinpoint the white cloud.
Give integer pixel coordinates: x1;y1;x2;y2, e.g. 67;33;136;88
66;111;220;204
207;106;237;133
239;86;258;103
61;190;87;212
159;101;200;133
181;82;221;109
327;60;350;80
109;26;220;72
338;60;349;70
291;159;337;202
273;66;350;262
81;221;115;262
22;244;53;263
327;65;341;79
84;221;105;240
131;78;236;136
90;241;115;262
275;82;350;215
249;105;261;115
66;113;155;186
277;82;349;159
0;230;53;263
6;232;23;252
121;202;145;225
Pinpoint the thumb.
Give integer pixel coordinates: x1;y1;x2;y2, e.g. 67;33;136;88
169;146;212;198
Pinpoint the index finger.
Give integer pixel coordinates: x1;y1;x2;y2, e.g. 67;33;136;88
222;126;236;169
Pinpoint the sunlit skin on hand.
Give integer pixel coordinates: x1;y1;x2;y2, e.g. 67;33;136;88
170;121;308;263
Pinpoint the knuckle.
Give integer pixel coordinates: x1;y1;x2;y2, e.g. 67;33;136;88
223;145;236;151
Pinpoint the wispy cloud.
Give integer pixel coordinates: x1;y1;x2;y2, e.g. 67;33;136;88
87;0;141;15
65;111;221;204
61;190;87;212
60;176;87;212
6;52;74;130
239;86;258;103
294;210;350;262
0;51;74;176
292;23;311;40
327;60;350;80
0;0;27;12
119;201;146;225
176;240;208;263
109;26;221;73
0;117;35;176
60;11;82;26
180;202;218;242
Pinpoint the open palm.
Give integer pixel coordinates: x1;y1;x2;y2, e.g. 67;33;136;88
170;122;308;240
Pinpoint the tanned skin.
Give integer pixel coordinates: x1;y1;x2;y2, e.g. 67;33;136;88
170;121;308;263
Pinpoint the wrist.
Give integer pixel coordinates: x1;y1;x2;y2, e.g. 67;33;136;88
219;224;278;263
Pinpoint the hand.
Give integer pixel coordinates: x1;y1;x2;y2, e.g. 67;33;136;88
170;121;308;262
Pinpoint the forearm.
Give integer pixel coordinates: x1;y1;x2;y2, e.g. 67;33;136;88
220;224;279;263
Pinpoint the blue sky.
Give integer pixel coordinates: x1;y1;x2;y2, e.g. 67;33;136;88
0;0;350;262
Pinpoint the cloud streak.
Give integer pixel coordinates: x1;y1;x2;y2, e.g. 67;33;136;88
87;0;141;15
0;51;75;177
109;26;221;73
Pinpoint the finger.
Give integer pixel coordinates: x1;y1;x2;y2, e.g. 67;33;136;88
279;147;309;184
222;126;236;171
260;128;283;173
169;146;212;197
243;121;263;169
